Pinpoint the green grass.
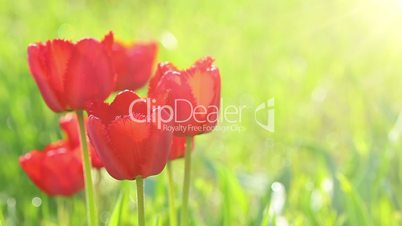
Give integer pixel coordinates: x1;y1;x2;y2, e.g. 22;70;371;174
1;0;402;225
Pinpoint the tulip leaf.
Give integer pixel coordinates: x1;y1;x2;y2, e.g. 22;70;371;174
108;182;131;226
337;174;373;226
0;208;4;226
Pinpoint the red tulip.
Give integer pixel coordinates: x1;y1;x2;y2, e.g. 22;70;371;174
87;90;173;180
169;136;194;160
113;41;158;91
19;141;84;196
27;32;115;112
59;114;104;169
148;57;221;136
59;114;80;148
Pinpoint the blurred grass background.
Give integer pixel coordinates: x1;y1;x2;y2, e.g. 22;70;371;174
1;0;402;225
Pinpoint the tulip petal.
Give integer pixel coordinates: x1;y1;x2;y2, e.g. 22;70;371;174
108;116;171;178
47;40;74;93
87;92;173;180
43;147;84;196
110;90;143;118
58;113;104;169
64;39;114;109
114;42;158;91
59;113;80;148
186;57;219;107
101;31;114;54
88;116;132;179
86;101;113;124
148;62;177;98
142;109;172;176
146;56;221;136
108;117;153;179
169;136;187;160
28;40;73;112
19;142;84;196
19;150;43;191
90;147;104;169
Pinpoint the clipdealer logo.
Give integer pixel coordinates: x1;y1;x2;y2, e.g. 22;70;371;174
255;98;275;132
128;98;275;133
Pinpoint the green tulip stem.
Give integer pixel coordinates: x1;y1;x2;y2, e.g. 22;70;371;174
136;176;145;226
181;137;193;226
167;161;177;226
76;110;97;226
